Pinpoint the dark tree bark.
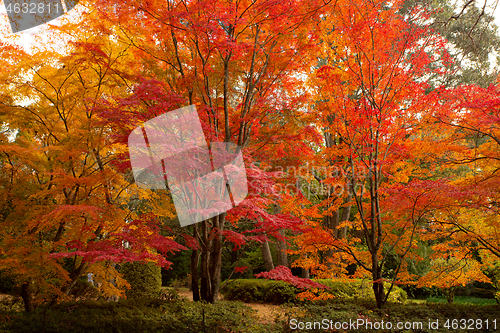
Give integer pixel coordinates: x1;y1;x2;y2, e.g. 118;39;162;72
190;247;200;302
339;192;352;238
260;236;275;271
372;260;385;309
276;229;288;267
209;214;224;303
199;220;211;301
325;211;339;263
21;281;34;312
191;214;226;303
301;253;310;278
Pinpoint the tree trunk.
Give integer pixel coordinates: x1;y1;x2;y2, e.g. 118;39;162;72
192;214;226;303
324;212;339;267
261;236;274;271
301;253;310;278
21;281;34;312
373;278;385;309
200;220;211;301
446;287;455;304
209;213;225;303
190;248;200;302
62;261;88;295
372;259;385;308
276;229;288;267
230;248;238;265
339;192;352;239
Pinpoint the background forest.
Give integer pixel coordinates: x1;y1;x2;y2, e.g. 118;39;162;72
0;0;500;326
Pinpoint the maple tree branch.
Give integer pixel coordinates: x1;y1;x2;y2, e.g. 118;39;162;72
92;148;113;205
381;191;434;304
32;70;71;133
327;236;372;272
431;215;500;258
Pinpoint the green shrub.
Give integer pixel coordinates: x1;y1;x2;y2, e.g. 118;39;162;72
221;278;407;304
314;279;407;303
469;287;496;299
0;271;16;294
121;262;162;299
221;279;299;304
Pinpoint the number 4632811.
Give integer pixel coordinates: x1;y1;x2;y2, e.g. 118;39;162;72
5;2;62;14
444;319;497;330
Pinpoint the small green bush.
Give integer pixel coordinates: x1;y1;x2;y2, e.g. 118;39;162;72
121;261;162;299
221;279;300;304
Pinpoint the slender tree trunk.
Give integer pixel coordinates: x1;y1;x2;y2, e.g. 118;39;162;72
261;236;274;271
270;204;288;268
339;192;352;239
372;257;385;309
325;212;339;267
446;287;455;304
200;220;211;301
62;261;88;295
21;280;34;312
230;248;238;265
276;229;288;267
190;248;200;302
209;213;225;303
301;254;310;278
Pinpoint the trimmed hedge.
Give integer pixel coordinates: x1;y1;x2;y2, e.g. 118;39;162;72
221;279;300;304
121;262;162;299
221;278;407;304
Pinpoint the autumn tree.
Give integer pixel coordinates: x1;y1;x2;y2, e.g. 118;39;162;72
88;0;330;303
423;82;500;269
0;20;185;311
298;0;453;308
417;248;490;303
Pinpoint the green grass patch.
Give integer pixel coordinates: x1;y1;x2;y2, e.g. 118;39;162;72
426;296;498;306
406;298;427;304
